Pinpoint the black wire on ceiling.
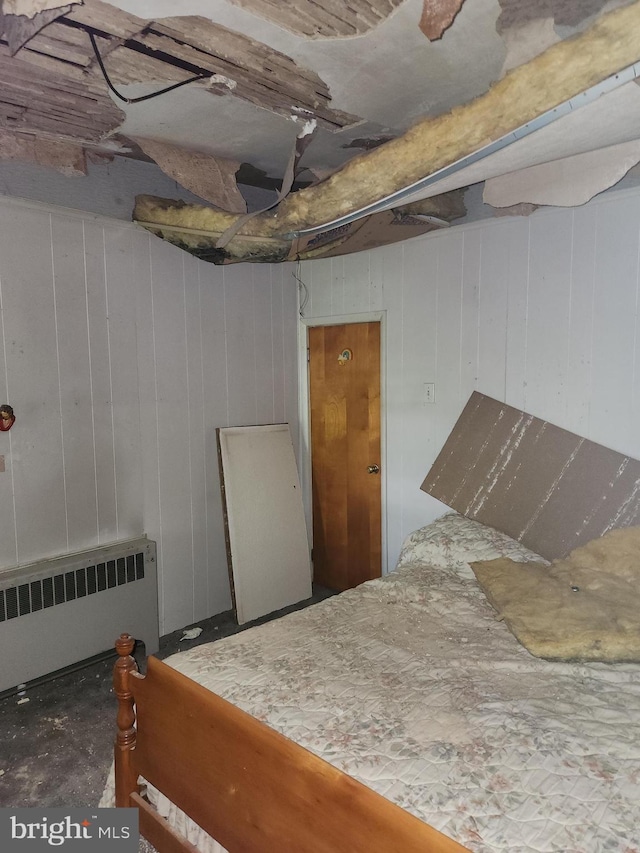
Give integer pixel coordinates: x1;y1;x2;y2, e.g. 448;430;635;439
87;30;209;104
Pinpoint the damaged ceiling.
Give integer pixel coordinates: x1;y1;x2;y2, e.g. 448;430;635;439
1;0;640;263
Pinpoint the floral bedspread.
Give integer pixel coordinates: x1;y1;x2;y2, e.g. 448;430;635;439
102;513;640;852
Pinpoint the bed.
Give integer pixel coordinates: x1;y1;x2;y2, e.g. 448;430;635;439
102;511;640;852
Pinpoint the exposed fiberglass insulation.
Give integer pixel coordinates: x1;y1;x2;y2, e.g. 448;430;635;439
274;1;640;232
134;0;640;264
133;190;468;264
292;191;468;260
134;196;292;264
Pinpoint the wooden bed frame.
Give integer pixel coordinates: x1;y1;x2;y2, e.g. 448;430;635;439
113;633;469;853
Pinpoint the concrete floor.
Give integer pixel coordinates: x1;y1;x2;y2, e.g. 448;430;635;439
0;586;335;820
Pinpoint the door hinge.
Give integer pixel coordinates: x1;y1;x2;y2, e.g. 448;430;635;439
307;347;310;363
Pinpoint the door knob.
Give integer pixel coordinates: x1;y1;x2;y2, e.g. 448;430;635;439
367;464;380;474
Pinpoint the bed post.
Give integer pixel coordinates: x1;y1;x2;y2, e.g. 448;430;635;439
113;633;139;808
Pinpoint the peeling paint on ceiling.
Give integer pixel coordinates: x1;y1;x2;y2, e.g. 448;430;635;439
0;0;639;264
272;1;640;231
0;126;85;173
4;0;73;16
131;137;247;212
104;15;359;131
224;0;405;38
1;2;75;53
419;0;467;40
496;0;619;31
0;35;125;141
483;140;640;208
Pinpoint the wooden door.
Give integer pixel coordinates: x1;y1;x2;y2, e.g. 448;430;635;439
309;322;381;591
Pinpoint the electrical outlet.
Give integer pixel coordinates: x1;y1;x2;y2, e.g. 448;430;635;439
423;382;436;404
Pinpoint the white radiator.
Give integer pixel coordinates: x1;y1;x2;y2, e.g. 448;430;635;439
0;537;159;693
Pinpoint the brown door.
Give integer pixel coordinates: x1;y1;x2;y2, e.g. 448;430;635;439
308;321;381;591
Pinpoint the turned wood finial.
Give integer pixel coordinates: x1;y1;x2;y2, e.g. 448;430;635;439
115;632;136;658
113;633;139;807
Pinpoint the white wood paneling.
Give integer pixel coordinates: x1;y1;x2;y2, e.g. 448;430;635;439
281;265;300;453
330;257;346;316
150;239;193;631
301;186;640;573
253;264;276;423
590;193;640;453
459;228;481;407
369;251;384;313
307;259;332;317
378;243;406;561
0;197;299;636
84;219;119;543
103;224;144;542
50;214;98;553
476;223;509;401
343;252;371;314
0;205;67;564
401;239;439;537
503;219;530;413
271;266;286;423
225;263;258;428
4;182;640;632
184;253;208;625
0;261;17;567
526;209;573;421
199;262;232;618
565;205;597;436
434;232;467;454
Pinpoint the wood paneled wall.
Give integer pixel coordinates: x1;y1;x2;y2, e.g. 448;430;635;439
0;198;298;634
3;185;639;633
300;186;640;569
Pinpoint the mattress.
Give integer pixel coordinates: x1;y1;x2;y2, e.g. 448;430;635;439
101;513;640;852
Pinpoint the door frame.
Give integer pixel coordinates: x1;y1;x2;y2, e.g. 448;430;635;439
297;311;388;576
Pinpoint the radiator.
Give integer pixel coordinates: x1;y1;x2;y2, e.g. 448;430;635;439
0;537;159;693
